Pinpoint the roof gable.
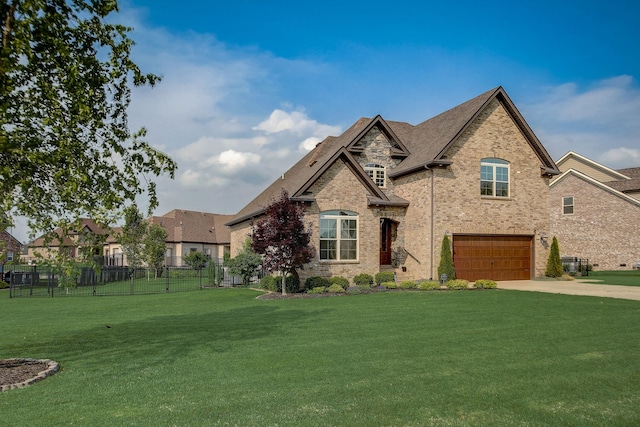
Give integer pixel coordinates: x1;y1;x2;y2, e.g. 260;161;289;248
555;151;630;182
345;115;410;158
551;169;640;207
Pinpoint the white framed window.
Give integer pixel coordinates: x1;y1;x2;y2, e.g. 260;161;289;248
364;163;386;187
563;196;574;215
320;210;358;260
480;158;510;197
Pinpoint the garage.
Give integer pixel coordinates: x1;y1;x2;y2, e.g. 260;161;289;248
453;235;532;281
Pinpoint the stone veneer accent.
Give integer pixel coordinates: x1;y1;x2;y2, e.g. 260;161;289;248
230;98;553;283
550;173;640;270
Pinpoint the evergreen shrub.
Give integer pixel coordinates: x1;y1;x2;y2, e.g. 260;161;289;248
446;279;469;290
353;273;373;286
375;271;395;285
329;276;350;290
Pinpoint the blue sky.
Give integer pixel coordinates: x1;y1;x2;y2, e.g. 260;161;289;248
11;0;640;242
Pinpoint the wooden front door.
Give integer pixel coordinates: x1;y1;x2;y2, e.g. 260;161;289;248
380;219;392;265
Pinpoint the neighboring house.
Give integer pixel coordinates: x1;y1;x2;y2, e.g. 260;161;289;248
104;210;234;267
227;87;560;282
550;151;640;270
27;218;108;262
0;230;23;269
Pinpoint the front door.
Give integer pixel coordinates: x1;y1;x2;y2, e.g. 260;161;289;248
380;219;392;265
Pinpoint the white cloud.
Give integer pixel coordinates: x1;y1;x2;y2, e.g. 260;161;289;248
523;76;640;169
217;150;261;173
300;137;322;151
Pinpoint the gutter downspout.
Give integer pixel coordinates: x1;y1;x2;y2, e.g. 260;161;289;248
430;168;435;280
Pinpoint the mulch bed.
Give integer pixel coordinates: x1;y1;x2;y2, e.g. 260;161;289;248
0;359;60;392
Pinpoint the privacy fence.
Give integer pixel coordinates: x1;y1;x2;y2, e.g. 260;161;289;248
5;261;261;298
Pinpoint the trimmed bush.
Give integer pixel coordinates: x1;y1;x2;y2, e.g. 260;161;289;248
373;285;387;292
305;276;330;290
307;286;326;294
473;279;497;289
0;280;8;289
326;284;346;293
272;275;302;293
417;280;441;290
329;276;350;290
345;286;362;295
446;279;469;290
353;273;374;287
382;281;398;289
375;271;395;285
260;275;277;291
398;280;417;289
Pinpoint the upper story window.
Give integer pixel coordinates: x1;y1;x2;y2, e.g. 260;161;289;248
480;158;510;198
364;163;386;187
563;196;574;215
320;210;358;261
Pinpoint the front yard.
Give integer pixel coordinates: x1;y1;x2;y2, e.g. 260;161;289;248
579;270;640;287
1;288;639;426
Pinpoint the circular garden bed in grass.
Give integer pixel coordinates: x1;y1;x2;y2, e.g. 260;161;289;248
0;359;60;392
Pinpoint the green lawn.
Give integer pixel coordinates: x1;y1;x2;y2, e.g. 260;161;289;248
1;289;639;426
580;270;640;287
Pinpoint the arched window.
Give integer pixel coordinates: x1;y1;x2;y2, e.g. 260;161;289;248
319;210;358;260
364;163;386;187
480;158;509;197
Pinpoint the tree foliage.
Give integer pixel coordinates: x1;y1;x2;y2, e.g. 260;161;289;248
227;238;263;286
545;236;563;278
182;251;208;271
143;223;167;277
119;205;147;269
251;190;314;294
0;0;176;246
437;234;456;281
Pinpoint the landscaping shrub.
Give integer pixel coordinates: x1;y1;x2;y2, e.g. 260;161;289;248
473;279;497;289
273;275;301;293
0;280;8;289
417;280;441;290
438;234;456;280
545;236;563;278
446;279;469;290
353;273;373;286
383;281;398;289
329;276;350;290
326;284;346;293
260;275;277;291
375;271;395;285
373;285;387;292
307;286;326;294
305;276;330;290
345;286;362;295
398;280;417;289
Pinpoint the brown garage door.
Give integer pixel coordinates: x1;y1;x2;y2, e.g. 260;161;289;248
453;235;532;281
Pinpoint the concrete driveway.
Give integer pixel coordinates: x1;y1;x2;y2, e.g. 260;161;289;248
497;279;640;301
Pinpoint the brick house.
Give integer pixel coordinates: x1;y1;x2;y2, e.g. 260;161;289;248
27;218;108;262
1;230;23;268
227;87;560;282
104;210;233;267
550;151;640;270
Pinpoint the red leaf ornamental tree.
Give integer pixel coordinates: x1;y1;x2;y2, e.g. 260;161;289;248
251;190;315;295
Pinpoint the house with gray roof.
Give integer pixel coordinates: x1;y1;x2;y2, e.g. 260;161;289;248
228;87;560;282
550;152;640;270
104;210;233;267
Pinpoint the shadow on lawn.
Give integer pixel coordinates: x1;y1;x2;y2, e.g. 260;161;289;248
21;304;326;370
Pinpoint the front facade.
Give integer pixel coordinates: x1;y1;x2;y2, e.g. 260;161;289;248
228;87;559;282
104;210;233;267
0;230;22;268
550;152;640;270
27;218;107;262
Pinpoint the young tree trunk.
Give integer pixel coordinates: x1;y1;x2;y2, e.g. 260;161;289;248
281;271;287;296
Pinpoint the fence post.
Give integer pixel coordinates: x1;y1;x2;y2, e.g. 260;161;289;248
165;266;169;293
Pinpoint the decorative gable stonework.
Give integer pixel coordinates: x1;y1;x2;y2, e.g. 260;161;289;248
228;87;559;282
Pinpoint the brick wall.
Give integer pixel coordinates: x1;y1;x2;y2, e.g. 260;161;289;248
550;173;640;270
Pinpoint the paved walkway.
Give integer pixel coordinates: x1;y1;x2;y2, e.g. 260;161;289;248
497;279;640;301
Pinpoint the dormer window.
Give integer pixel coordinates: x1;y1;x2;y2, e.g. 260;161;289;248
365;163;386;188
480;158;510;197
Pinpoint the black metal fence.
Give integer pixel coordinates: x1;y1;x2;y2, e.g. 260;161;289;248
561;257;590;276
5;262;260;298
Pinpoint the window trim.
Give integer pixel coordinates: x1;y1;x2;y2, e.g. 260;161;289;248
563;196;574;215
319;210;359;261
364;163;386;188
480;158;510;198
